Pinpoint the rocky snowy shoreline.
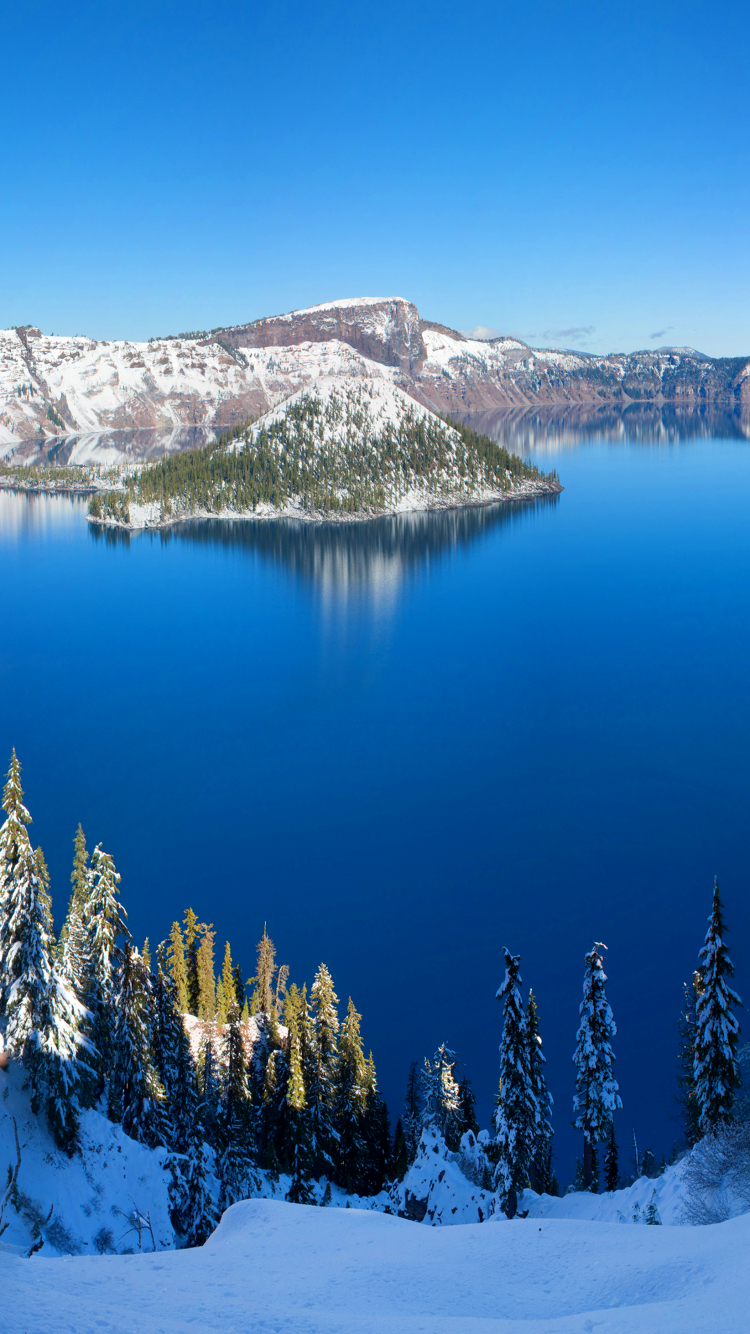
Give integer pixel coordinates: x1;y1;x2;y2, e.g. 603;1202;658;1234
86;477;561;533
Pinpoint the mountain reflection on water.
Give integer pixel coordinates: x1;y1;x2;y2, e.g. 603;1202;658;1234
9;402;750;471
460;402;750;452
90;497;559;602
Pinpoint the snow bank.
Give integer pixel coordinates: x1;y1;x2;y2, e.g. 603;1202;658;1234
4;1195;750;1332
0;1062;177;1257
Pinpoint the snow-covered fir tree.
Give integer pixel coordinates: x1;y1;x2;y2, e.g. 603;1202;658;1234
494;948;538;1217
85;841;130;1096
421;1043;462;1147
108;942;162;1145
151;943;187;1145
308;962;340;1179
60;828;92;1010
694;877;742;1134
217;1001;257;1209
165;1013;216;1246
58;824;88;959
284;990;315;1204
572;942;622;1190
0;751;88;1150
527;988;554;1193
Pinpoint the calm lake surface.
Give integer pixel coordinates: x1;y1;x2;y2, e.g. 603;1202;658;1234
2;424;750;1178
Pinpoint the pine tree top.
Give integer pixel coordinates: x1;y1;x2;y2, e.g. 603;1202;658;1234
2;750;30;827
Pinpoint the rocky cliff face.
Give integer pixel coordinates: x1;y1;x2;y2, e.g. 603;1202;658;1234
2;299;749;452
213;296;426;372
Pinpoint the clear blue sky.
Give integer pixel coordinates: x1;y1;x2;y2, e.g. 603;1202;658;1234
1;0;748;355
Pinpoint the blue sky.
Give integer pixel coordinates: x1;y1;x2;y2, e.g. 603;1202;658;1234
1;0;748;354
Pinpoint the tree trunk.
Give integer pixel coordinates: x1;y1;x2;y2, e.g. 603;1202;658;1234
583;1136;594;1191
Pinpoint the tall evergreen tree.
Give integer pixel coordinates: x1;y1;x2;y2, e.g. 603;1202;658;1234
457;1075;479;1139
151;943;186;1144
217;1001;256;1210
183;908;201;1016
573;943;622;1190
198;1024;221;1147
59;825;89;959
360;1055;392;1194
232;962;246;1010
108;943;162;1145
694;878;742;1134
0;752;87;1151
676;973;702;1148
333;997;368;1194
196;924;216;1021
401;1061;421;1165
216;941;234;1025
421;1043;462;1147
168;920;189;1014
85;842;130;1097
527;989;554;1193
308;962;340;1179
494;949;537;1217
165;1018;216;1246
284;992;315;1204
251;925;277;1017
60;826;91;1009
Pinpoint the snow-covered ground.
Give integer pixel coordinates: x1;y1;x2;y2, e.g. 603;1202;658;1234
4;1196;749;1333
3;1055;750;1330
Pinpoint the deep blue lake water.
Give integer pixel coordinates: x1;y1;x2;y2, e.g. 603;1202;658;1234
2;428;750;1181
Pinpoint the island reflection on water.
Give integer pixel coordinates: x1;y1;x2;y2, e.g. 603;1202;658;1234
90;496;559;605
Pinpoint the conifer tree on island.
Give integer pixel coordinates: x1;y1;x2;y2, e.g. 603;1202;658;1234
693;877;742;1134
494;949;538;1217
572;942;622;1190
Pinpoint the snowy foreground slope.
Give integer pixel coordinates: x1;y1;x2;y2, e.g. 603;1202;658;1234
5;1198;750;1334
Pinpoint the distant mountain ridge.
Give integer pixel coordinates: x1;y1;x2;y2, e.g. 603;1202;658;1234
1;297;749;450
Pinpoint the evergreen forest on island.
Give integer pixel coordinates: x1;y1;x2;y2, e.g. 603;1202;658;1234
88;389;559;525
0;751;743;1245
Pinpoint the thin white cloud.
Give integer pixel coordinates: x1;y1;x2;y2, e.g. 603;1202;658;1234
540;325;596;343
463;324;501;341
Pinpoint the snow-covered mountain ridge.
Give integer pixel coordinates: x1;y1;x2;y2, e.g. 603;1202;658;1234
2;297;749;452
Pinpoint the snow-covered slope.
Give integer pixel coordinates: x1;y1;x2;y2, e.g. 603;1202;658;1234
0;325;394;451
0;1061;178;1257
4;1195;750;1333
